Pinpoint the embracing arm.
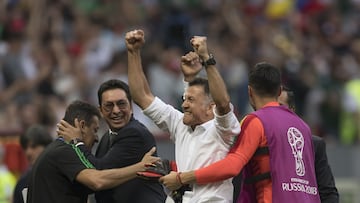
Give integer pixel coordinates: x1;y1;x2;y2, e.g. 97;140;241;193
192;116;261;183
58;119;155;169
76;147;159;191
85;130;150;169
160;149;246;191
159;142;249;191
126;29;155;109
95;130;148;168
181;147;249;185
76;162;145;191
57;119;97;162
160;115;262;190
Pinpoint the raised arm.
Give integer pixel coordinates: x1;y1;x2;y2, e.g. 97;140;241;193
125;29;155;109
191;36;231;115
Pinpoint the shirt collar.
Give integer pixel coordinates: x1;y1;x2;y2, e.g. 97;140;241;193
109;129;118;136
189;119;213;133
263;101;280;108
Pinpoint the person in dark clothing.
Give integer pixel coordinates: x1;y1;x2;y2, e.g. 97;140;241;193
278;87;339;203
27;100;159;203
12;124;53;203
57;80;166;203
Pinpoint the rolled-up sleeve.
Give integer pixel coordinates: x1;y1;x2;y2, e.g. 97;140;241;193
214;103;241;145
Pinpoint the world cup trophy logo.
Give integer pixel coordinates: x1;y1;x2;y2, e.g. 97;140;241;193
287;127;305;176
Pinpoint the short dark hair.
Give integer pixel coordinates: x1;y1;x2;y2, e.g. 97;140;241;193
63;100;101;127
188;77;210;97
20;124;53;149
97;79;132;105
248;62;281;97
282;85;296;111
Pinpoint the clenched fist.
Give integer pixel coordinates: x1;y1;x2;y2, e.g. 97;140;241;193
180;51;202;82
190;36;209;61
125;29;145;52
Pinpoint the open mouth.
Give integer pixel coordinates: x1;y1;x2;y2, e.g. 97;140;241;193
111;115;123;121
183;111;191;115
110;116;126;125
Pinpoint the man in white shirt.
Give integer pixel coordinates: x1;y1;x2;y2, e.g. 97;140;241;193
126;29;240;203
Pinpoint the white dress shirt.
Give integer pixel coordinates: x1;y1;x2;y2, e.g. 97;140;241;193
143;97;241;203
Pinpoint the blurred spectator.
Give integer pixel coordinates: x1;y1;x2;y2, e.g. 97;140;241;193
340;78;360;145
147;46;184;109
0;143;16;203
12;124;53;203
0;0;360;148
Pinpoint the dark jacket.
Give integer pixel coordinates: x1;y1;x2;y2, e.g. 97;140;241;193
78;116;166;203
312;135;339;203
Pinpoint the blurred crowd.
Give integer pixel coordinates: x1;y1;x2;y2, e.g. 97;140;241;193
0;0;360;147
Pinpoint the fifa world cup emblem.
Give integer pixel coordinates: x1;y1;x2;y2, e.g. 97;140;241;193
287;127;305;176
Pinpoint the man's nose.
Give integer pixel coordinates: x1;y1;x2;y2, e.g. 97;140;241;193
182;100;189;108
112;104;122;112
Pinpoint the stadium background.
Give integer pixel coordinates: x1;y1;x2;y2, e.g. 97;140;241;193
0;0;360;202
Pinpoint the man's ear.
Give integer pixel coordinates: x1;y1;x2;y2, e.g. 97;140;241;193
248;85;252;97
79;120;86;131
77;120;86;139
206;102;215;116
208;101;215;110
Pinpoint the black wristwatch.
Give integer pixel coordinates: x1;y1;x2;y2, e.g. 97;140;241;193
202;54;216;68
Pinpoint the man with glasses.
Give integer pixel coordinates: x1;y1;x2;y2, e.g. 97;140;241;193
28;100;160;203
58;79;166;203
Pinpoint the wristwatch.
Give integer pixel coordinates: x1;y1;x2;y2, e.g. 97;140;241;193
70;138;84;146
202;54;216;68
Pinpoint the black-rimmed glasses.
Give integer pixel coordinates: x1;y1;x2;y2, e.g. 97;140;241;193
102;100;129;112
